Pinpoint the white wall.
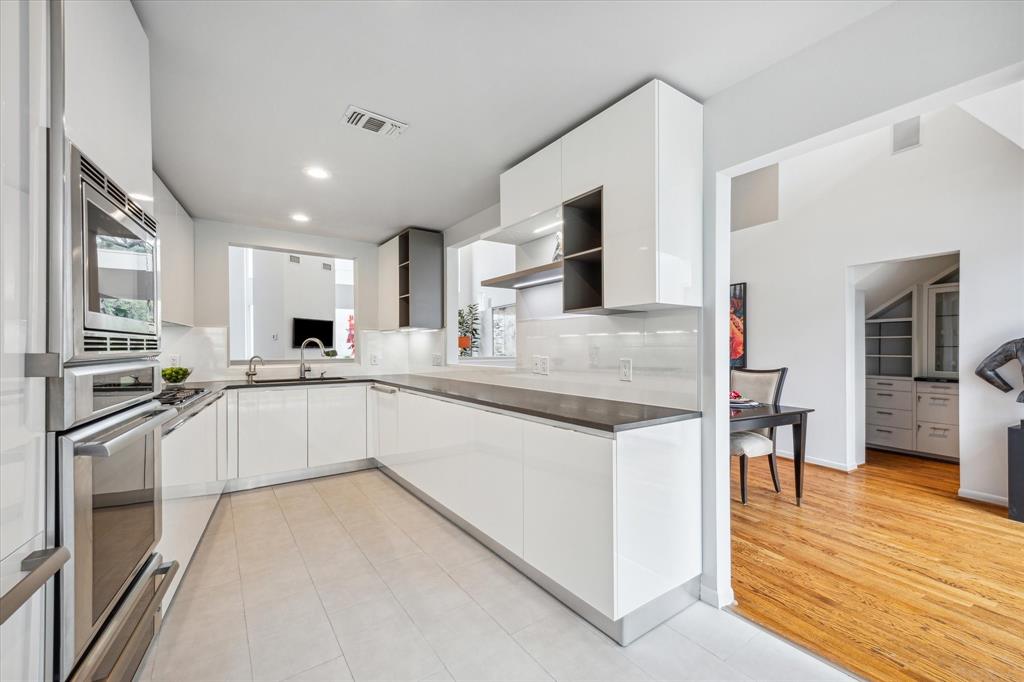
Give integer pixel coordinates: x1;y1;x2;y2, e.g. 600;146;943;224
700;0;1024;606
731;107;1023;500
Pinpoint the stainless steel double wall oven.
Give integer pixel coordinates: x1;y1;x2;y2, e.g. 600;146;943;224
48;144;177;681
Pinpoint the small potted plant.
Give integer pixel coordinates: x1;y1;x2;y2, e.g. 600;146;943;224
457;303;480;357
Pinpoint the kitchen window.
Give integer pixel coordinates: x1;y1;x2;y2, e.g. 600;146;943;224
228;245;356;362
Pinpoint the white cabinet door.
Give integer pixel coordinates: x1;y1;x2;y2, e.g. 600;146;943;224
373;386;399;462
499;140;561;227
308;385;368;467
378;237;400;330
237;388;308;477
560;80;702;309
523;422;614;618
64;0;152;208
155;172;194;326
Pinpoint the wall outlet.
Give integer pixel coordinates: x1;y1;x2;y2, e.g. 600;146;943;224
619;358;633;382
588;346;600;368
369;353;380;366
431;353;443;366
532;355;550;375
169;354;181;367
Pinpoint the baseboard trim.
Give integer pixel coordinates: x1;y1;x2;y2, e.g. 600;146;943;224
699;583;735;608
958;487;1008;507
775;450;858;472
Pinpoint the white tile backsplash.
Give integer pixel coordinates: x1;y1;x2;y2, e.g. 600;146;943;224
160;325;445;381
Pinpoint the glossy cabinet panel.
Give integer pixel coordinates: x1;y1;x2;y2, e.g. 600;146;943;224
154;173;194;326
163;404;218;493
523;422;615;618
308;385;368;467
393;392;524;555
615;420;701;616
64;0;153;208
237;388;308;477
499;140;562;227
0;535;47;682
378;237;400;330
375;387;399;460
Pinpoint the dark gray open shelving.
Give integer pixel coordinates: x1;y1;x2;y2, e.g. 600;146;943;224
562;188;608;314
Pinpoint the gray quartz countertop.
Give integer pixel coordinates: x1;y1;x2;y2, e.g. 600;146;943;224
178;374;701;433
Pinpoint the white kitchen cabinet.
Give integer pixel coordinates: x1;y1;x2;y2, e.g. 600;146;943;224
64;0;153;210
155;172;195;326
308;385;368;467
237;388;308;477
158;398;223;610
559;80;702;309
378;237;400;330
372;385;399;459
523;422;615;618
499;140;562;228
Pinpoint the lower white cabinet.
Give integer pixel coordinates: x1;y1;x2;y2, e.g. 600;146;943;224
237;387;308;478
158;396;227;610
523;422;614;617
308;385;367;467
387;392;524;554
374;386;399;460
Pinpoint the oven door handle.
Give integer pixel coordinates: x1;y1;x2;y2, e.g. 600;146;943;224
69;557;179;682
75;407;177;458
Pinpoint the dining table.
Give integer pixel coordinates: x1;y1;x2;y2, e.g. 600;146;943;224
730;404;814;506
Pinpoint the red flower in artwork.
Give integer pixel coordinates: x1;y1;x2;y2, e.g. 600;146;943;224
729;311;744;360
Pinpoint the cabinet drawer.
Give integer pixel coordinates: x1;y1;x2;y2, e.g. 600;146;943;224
866;425;914;451
866;389;913;411
916;393;957;424
866;377;913;393
916;381;958;396
866;407;912;430
916;421;958;459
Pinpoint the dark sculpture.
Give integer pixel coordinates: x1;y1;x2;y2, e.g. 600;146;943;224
975;338;1024;403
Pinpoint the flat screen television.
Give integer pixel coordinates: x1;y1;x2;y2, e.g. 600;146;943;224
292;317;334;349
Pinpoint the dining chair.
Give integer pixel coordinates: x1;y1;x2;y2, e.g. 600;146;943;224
730;367;788;504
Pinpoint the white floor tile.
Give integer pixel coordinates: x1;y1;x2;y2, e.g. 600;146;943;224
623;625;752;681
666;602;761;660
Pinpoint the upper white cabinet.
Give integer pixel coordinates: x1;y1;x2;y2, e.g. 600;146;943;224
237;388;308;478
308;385;368;467
378;236;400;331
561;80;702;309
499;80;703;310
64;0;153;209
499;140;562;227
154;173;195;326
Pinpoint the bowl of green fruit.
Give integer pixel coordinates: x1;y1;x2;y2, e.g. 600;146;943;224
161;366;192;385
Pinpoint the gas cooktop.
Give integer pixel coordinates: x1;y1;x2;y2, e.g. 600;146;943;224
156;386;209;407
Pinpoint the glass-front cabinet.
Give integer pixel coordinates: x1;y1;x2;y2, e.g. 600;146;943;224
927;283;959;377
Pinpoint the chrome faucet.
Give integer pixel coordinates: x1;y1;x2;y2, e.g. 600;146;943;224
245;355;264;384
299;338;327;380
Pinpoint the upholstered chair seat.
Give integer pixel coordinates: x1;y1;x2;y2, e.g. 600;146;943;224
730;431;774;457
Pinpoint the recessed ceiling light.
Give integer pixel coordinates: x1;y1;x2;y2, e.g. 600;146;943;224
291;213;310;223
303;166;331;180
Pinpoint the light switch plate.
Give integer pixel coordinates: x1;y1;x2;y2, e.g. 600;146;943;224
370;353;380;366
619;358;632;382
431;353;443;366
169;354;181;367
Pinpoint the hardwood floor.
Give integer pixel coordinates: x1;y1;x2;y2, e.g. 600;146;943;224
731;450;1024;682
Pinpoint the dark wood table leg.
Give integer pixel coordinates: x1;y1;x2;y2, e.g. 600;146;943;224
793;413;807;506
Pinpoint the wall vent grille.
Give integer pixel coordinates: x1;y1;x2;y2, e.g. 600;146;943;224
892;117;921;153
289;255;301;264
82;333;159;353
322;263;332;271
343;105;407;138
77;149;158;233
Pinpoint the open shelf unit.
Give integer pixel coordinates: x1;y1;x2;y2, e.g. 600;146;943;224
865;289;914;377
562;188;607;313
480;260;563;290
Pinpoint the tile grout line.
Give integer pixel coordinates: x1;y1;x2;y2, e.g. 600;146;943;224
310;474;454;681
226;494;257;682
274;481;358;681
356;473;558;681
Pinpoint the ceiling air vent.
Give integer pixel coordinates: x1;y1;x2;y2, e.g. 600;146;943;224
343;105;407;138
892;117;921;154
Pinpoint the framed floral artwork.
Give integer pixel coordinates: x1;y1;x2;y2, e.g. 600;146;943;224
730;282;747;368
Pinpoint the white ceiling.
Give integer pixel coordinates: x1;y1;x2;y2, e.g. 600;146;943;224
135;0;889;243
